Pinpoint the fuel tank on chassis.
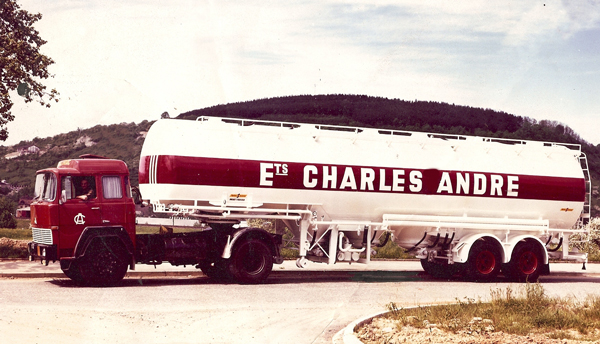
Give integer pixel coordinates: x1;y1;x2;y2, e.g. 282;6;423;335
139;117;586;248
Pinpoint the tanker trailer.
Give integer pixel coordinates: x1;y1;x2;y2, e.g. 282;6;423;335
139;116;591;282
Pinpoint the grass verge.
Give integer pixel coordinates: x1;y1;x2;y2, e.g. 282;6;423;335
379;283;600;341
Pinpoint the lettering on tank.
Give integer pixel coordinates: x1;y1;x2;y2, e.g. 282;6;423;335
140;155;585;202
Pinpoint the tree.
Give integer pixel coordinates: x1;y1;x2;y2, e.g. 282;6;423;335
0;197;16;228
0;0;59;141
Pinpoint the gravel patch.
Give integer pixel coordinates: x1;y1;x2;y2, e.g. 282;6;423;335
356;316;595;344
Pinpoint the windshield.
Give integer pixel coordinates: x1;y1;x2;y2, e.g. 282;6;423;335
34;172;58;201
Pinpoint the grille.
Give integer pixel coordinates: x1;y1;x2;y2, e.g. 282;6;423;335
32;228;53;245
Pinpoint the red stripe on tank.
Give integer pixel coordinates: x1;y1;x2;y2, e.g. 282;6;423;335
139;155;585;202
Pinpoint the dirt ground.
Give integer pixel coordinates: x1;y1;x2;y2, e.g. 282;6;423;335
0;237;29;257
356;316;598;344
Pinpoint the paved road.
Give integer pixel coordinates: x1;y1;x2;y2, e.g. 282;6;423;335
1;261;600;344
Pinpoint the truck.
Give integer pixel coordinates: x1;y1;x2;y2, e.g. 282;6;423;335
27;116;592;285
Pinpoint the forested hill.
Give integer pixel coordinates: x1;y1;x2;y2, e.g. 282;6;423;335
180;94;585;143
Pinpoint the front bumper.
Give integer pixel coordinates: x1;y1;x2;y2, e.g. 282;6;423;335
27;242;57;266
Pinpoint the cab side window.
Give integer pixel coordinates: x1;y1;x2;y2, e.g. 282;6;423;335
61;176;96;201
102;176;123;199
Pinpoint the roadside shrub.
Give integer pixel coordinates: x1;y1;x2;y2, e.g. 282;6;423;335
0;197;17;229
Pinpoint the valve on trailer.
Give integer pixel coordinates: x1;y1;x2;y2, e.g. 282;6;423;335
336;232;364;262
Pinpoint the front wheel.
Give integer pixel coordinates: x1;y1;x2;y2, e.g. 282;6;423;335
504;242;543;282
229;239;273;284
61;261;84;284
466;240;501;282
78;240;129;286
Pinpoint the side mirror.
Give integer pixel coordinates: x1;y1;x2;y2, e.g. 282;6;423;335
60;190;67;204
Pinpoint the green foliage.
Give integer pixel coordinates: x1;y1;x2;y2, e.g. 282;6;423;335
0;227;31;240
0;120;154;197
0;197;16;228
0;0;59;141
0;244;27;258
569;218;600;261
373;238;414;259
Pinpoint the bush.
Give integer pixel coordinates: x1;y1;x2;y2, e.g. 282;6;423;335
0;197;17;229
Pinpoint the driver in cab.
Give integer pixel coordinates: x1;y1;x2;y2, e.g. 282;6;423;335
76;179;95;200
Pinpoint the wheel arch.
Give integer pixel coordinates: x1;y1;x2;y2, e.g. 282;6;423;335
504;235;548;265
453;233;504;264
222;227;281;261
74;226;135;267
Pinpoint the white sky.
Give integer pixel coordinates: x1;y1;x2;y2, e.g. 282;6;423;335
5;0;600;145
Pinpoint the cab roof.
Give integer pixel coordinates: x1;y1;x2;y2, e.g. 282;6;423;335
38;158;129;175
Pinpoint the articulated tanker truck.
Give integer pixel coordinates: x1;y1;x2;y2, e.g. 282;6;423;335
28;116;591;285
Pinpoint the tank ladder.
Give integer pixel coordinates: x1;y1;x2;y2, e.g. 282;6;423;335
579;153;592;227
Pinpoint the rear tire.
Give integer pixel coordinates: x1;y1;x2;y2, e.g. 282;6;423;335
505;242;543;282
466;240;501;282
198;259;232;281
229;239;273;284
79;240;129;286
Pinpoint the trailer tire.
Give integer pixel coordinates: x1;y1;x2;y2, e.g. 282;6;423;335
229;239;273;284
466;239;501;282
79;240;129;286
505;241;543;282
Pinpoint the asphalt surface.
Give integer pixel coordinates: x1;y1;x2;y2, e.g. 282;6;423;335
1;258;598;279
2;259;600;344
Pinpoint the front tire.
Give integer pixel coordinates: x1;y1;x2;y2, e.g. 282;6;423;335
78;240;129;286
61;261;84;284
229;239;273;284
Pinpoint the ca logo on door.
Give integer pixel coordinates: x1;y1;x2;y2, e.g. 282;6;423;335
74;213;86;225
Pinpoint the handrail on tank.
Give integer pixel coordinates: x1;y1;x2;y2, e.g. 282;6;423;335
195;116;582;151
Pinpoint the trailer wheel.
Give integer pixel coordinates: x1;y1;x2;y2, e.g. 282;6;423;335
79;240;129;286
466;240;501;282
505;242;542;282
229;239;273;284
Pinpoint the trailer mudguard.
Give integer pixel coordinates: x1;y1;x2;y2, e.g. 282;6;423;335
503;235;549;265
452;233;504;264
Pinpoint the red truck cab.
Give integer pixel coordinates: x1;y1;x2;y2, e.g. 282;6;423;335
28;156;136;285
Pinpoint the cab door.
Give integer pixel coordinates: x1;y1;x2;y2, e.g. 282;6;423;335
99;175;128;227
58;175;103;256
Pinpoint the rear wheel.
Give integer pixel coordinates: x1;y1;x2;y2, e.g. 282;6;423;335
229;239;273;284
466;240;501;282
505;242;543;282
198;259;232;281
79;240;129;286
